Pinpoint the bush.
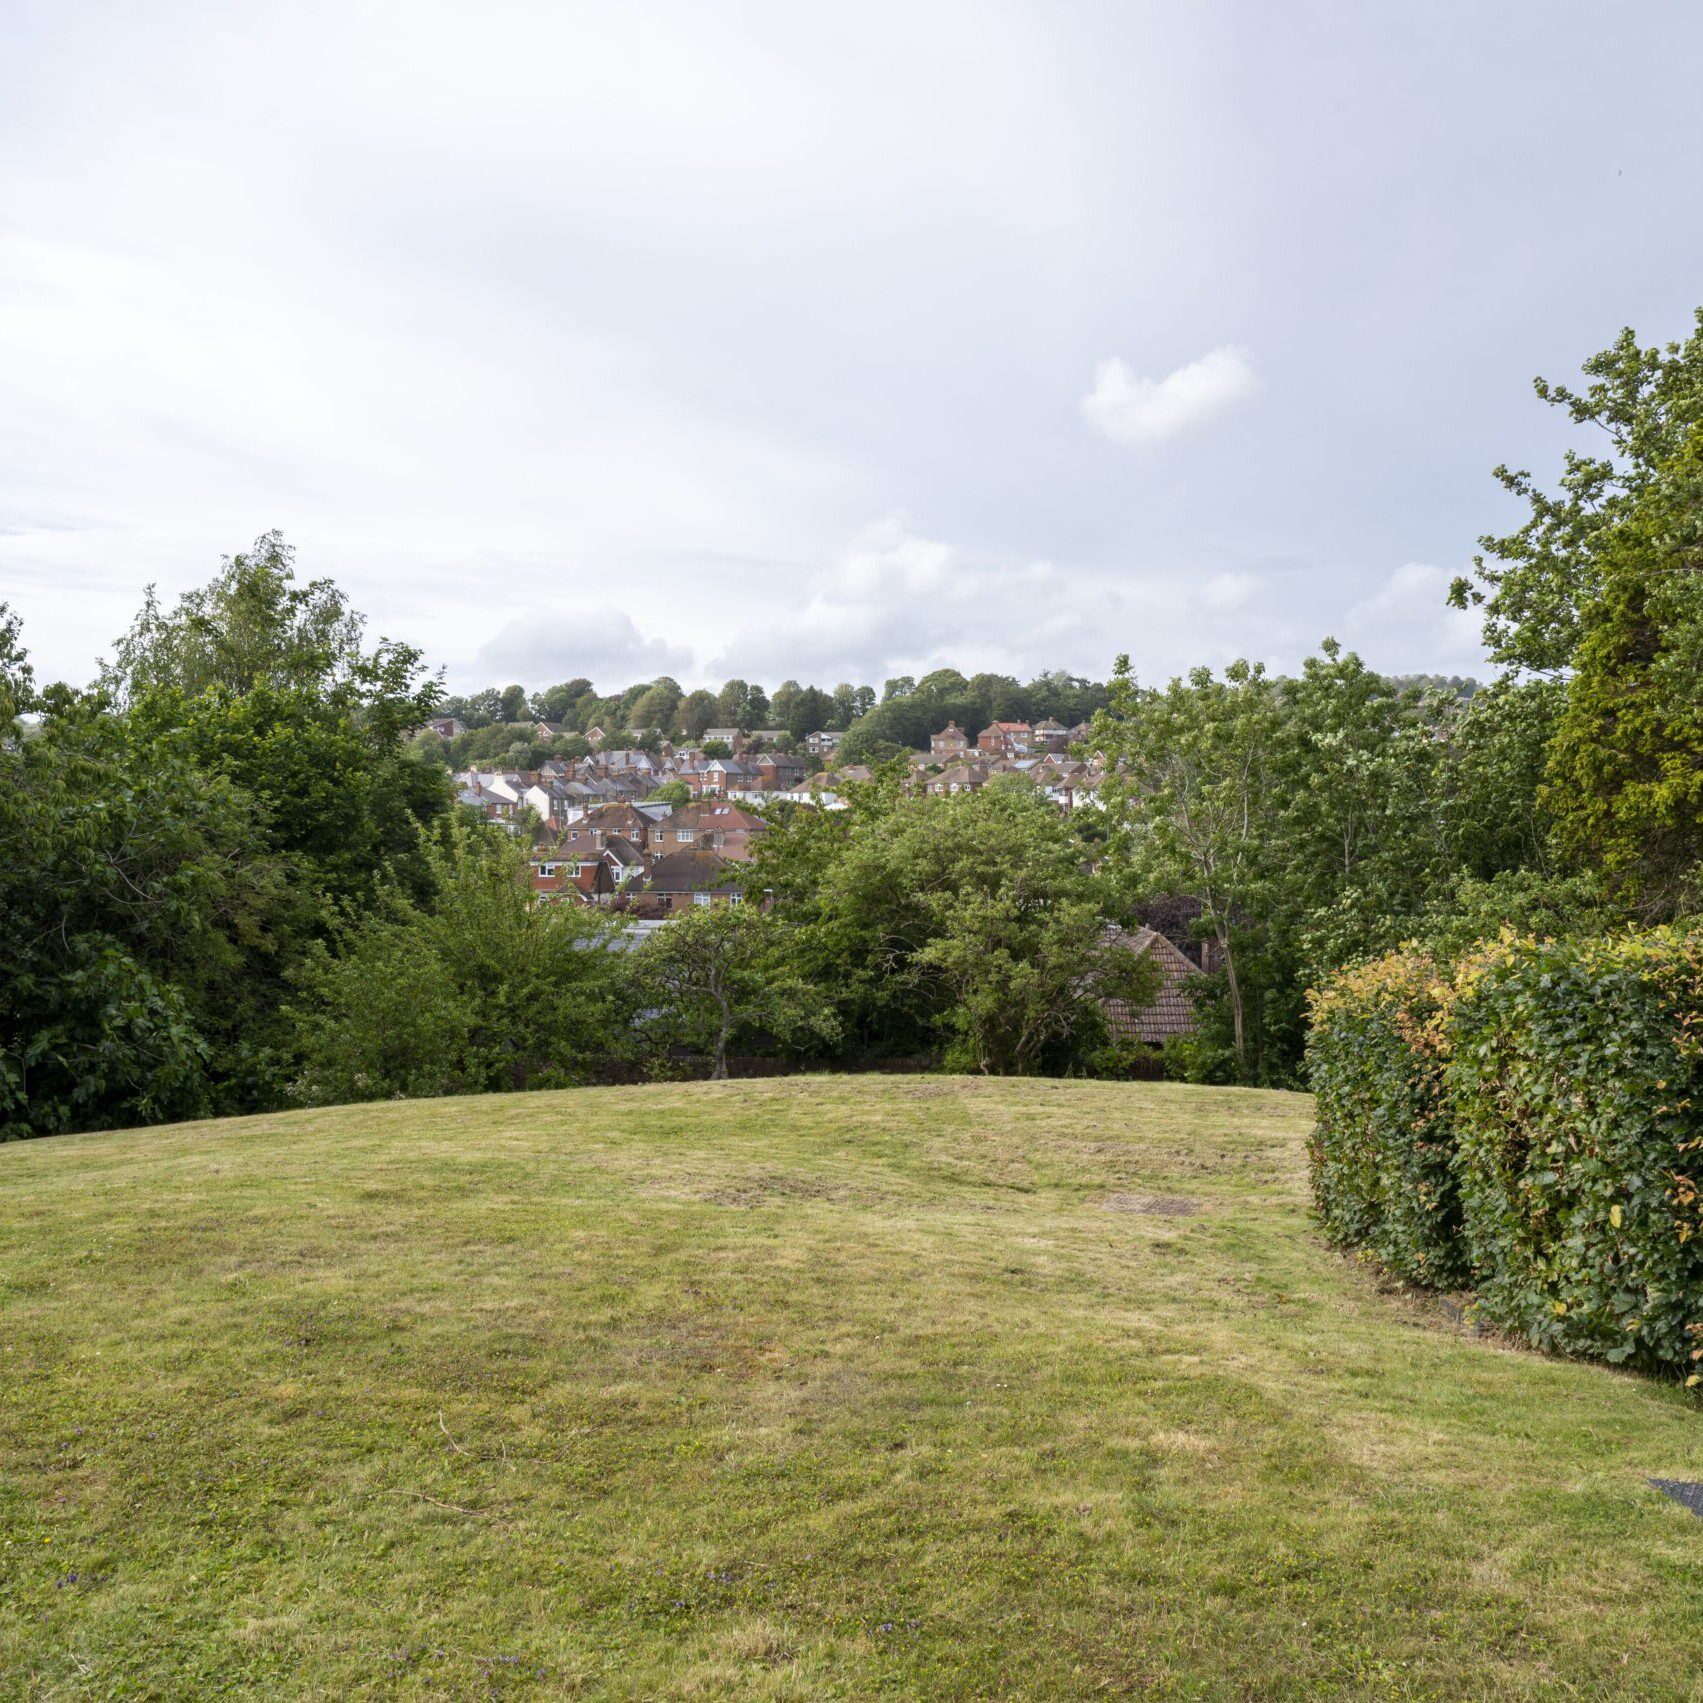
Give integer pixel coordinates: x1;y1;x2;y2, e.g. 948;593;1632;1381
1306;949;1466;1286
1447;930;1703;1375
1307;928;1703;1382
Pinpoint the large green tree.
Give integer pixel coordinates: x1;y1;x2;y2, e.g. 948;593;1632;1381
1450;310;1703;674
2;608;289;1136
289;823;628;1103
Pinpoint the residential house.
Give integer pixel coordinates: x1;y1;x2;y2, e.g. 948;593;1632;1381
925;761;990;796
552;802;656;857
703;726;742;748
701;756;758;797
976;720;1033;758
649;801;768;861
639;849;744;913
420;715;466;739
805;729;843;758
1033;717;1071;753
1101;926;1203;1048
753;750;808;791
930;720;970;760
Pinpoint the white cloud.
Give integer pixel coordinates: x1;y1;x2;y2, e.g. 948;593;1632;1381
1081;346;1260;447
1200;570;1255;613
1336;562;1487;676
713;516;1158;685
473;607;693;693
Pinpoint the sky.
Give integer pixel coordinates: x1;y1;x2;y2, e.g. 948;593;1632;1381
2;1;1700;695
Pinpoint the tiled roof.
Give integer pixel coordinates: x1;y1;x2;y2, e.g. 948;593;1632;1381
642;849;739;894
1102;926;1202;1046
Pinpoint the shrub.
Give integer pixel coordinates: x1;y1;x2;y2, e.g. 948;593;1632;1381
1306;949;1467;1286
1446;929;1703;1375
1307;928;1703;1383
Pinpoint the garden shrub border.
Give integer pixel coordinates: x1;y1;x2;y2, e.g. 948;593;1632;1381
1308;928;1703;1382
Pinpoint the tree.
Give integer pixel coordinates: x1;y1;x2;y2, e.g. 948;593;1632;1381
1449;310;1703;673
647;778;691;807
1543;425;1703;920
680;689;718;740
3;609;290;1135
532;678;592;721
745;778;1138;1071
628;679;682;735
714;679;750;728
102;531;365;704
497;683;528;722
288;823;628;1103
1094;657;1282;1079
632;905;836;1080
114;540;452;917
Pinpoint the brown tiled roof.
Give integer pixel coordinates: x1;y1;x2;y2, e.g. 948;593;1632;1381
642;849;739;894
1102;926;1202;1046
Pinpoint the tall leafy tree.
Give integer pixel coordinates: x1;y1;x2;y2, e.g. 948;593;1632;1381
632;904;836;1080
1449;309;1703;674
1544;426;1703;920
289;823;628;1103
2;607;289;1135
1094;657;1282;1077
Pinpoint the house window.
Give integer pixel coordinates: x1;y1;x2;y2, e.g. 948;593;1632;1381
693;891;712;907
538;863;558;877
677;829;694;844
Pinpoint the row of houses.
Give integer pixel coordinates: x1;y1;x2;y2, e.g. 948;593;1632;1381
928;717;1088;761
527;799;770;915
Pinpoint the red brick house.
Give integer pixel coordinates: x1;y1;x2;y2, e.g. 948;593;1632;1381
930;720;970;759
649;801;768;862
976;720;1033;758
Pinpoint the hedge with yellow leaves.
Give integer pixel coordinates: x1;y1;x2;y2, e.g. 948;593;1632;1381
1309;928;1703;1381
1306;948;1468;1287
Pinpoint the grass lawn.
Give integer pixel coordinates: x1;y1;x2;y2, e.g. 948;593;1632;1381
2;1077;1699;1699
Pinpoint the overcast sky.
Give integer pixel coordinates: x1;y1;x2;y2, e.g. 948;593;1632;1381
3;2;1700;693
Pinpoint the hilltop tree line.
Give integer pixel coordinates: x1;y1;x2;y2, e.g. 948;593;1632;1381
3;308;1700;1133
421;667;1112;772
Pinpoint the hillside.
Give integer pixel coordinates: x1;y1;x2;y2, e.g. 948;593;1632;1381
2;1078;1699;1698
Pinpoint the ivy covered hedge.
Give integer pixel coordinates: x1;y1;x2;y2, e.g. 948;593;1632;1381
1307;928;1703;1382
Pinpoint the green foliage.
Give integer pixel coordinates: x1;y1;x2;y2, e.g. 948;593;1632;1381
1;652;289;1136
1094;656;1283;1079
1544;427;1703;921
1306;950;1467;1286
100;531;366;704
1450;309;1703;674
288;824;628;1104
1446;930;1703;1377
631;903;837;1079
646;778;691;807
744;781;1148;1072
1309;930;1703;1381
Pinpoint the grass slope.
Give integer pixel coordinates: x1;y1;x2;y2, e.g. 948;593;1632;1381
2;1078;1699;1699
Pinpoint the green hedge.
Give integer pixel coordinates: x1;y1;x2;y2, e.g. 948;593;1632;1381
1307;928;1703;1382
1306;949;1467;1287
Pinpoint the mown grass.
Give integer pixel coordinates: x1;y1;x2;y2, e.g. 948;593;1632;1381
1;1077;1699;1699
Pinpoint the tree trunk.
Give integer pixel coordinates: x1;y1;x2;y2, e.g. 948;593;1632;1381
1222;931;1247;1077
711;983;730;1081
